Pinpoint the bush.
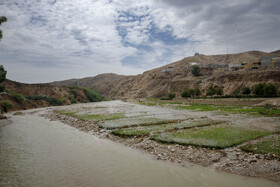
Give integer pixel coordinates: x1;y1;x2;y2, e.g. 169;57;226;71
191;65;201;77
215;86;223;96
69;86;78;97
82;87;103;102
12;92;25;104
254;83;265;96
26;95;63;106
193;88;201;97
0;100;14;112
69;86;103;102
264;83;278;97
0;85;4;92
66;94;77;103
206;86;215;96
168;92;176;100
254;83;278;97
181;89;193;98
242;87;251;95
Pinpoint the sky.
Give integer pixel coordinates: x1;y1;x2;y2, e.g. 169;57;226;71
0;0;279;83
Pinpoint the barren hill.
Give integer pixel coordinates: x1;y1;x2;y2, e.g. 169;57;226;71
52;50;280;99
1;79;101;112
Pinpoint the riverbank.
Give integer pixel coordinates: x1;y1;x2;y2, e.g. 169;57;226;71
35;100;280;183
0;118;12;128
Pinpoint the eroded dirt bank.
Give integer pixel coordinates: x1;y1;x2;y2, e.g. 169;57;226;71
36;101;280;182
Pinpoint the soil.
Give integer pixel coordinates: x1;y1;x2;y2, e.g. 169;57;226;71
35;100;280;183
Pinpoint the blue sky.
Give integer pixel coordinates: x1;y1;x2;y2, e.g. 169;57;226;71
0;0;279;83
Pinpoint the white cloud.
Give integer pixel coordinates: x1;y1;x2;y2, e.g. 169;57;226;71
0;0;279;83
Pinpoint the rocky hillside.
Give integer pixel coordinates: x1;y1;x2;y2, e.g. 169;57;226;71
52;50;280;99
0;79;103;112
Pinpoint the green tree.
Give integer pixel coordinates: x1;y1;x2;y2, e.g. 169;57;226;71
168;92;176;100
215;86;223;96
191;65;201;77
181;89;192;98
0;16;8;40
264;83;278;97
206;86;216;96
242;87;251;95
193;87;201;97
0;100;13;112
254;83;266;96
0;65;7;92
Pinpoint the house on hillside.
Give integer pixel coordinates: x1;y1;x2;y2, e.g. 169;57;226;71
161;67;174;73
218;64;228;69
245;62;261;70
261;55;277;69
202;63;217;69
228;63;242;70
272;57;280;69
185;62;200;68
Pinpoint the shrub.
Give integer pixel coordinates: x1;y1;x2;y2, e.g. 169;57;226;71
0;85;4;92
206;86;215;96
191;65;201;77
254;83;265;96
69;86;103;102
264;83;278;97
0;100;14;112
82;87;103;102
254;83;278;97
181;89;193;98
26;95;63;106
69;86;78;97
242;87;251;95
12;92;25;103
168;92;176;100
66;94;77;103
193;88;201;97
215;86;223;96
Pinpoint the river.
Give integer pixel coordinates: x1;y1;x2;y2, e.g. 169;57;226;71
0;114;278;187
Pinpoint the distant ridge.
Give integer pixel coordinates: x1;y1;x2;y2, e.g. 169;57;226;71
51;50;280;99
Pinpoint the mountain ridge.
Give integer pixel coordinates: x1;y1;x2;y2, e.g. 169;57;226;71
51;50;280;99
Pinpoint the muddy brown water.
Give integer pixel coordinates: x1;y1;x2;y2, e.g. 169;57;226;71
0;114;279;187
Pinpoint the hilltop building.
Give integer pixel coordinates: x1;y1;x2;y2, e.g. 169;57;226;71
261;55;277;69
161;67;174;73
245;62;261;70
272;57;280;69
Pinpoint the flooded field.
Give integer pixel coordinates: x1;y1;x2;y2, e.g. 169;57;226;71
0;113;279;187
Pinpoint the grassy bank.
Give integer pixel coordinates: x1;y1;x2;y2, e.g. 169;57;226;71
112;120;225;137
151;126;273;149
240;136;280;156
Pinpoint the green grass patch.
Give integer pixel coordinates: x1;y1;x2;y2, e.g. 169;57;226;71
159;101;182;105
240;136;280;156
112;120;225;137
54;110;125;122
176;103;280;117
78;113;126;121
99;118;182;130
138;102;157;106
54;110;78;117
151;126;273;149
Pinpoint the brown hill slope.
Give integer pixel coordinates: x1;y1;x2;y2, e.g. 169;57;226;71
52;50;280;99
0;80;101;112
